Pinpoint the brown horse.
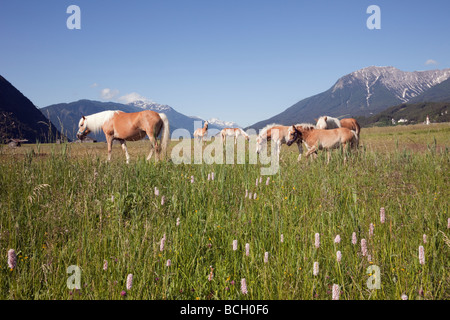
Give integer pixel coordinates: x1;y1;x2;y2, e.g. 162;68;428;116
340;118;361;143
288;125;357;164
193;121;208;143
316;115;361;146
77;110;170;163
256;124;306;160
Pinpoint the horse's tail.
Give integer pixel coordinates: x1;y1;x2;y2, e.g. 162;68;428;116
159;113;170;159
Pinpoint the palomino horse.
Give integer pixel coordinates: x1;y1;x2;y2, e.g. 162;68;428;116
220;128;249;144
316;116;361;146
256;124;305;160
193;121;208;143
287;125;357;164
76;110;170;163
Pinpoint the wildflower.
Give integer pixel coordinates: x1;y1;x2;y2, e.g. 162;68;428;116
332;284;340;300
190;176;194;183
314;233;320;249
121;290;127;297
380;207;385;224
361;239;367;256
161;196;165;206
280;234;284;243
160;237;165;252
264;252;269;263
352;232;357;245
419;246;425;265
7;249;17;270
423;234;427;244
401;293;408;300
245;243;250;256
230;280;235;285
245;189;248;198
369;223;374;237
336;251;342;263
334;235;341;244
448;218;450;229
241;278;248;295
259;177;262;183
253;193;257;200
232;240;238;251
367;254;372;262
207;173;211;181
166;259;171;267
266;177;270;185
103;260;108;271
211;172;215;180
126;274;133;290
313;261;319;276
154;187;159;196
176;217;180;227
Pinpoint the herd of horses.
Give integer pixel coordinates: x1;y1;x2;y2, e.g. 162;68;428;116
76;110;360;164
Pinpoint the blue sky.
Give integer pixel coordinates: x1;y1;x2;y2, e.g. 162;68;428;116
1;0;449;127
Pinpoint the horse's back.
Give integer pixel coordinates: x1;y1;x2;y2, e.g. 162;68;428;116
340;118;360;134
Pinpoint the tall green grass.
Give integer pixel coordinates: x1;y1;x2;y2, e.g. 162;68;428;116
0;126;449;300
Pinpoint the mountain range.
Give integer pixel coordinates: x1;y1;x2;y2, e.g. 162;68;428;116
248;66;450;130
0;75;60;143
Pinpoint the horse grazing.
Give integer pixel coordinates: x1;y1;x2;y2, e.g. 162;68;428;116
316;115;361;146
256;124;305;160
289;125;357;164
193;121;208;143
220;128;249;144
77;110;170;163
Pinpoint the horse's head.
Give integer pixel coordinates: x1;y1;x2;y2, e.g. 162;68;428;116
204;121;209;129
287;125;302;146
76;116;91;140
256;135;263;154
316;116;328;129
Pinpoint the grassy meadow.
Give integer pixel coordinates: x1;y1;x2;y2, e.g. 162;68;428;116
0;123;449;300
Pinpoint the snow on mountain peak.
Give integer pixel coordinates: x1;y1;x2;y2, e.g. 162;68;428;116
206;118;241;129
127;100;172;112
332;66;450;104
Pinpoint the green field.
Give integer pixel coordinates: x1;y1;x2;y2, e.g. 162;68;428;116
0;123;449;300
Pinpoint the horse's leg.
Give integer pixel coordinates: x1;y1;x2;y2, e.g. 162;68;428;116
106;135;114;161
296;141;303;161
119;139;130;164
305;146;316;159
147;134;160;161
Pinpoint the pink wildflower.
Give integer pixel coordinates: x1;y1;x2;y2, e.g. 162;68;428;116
419;246;425;265
103;260;108;271
166;259;171;267
232;240;238;251
161;196;165;206
332;284;340;300
423;234;427;244
245;243;250;256
241;278;248;295
380;207;385;224
352;232;357;245
7;249;17;270
336;251;342;263
266;177;270;185
154;187;159;196
314;233;320;249
334;235;341;244
313;261;319;276
361;239;367;256
264;252;269;263
126;274;133;290
369;223;374;237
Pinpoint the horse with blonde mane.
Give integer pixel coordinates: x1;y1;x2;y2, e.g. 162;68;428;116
220;128;249;144
287;125;357;164
77;110;170;163
193;121;208;143
256;124;306;160
316;115;361;146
